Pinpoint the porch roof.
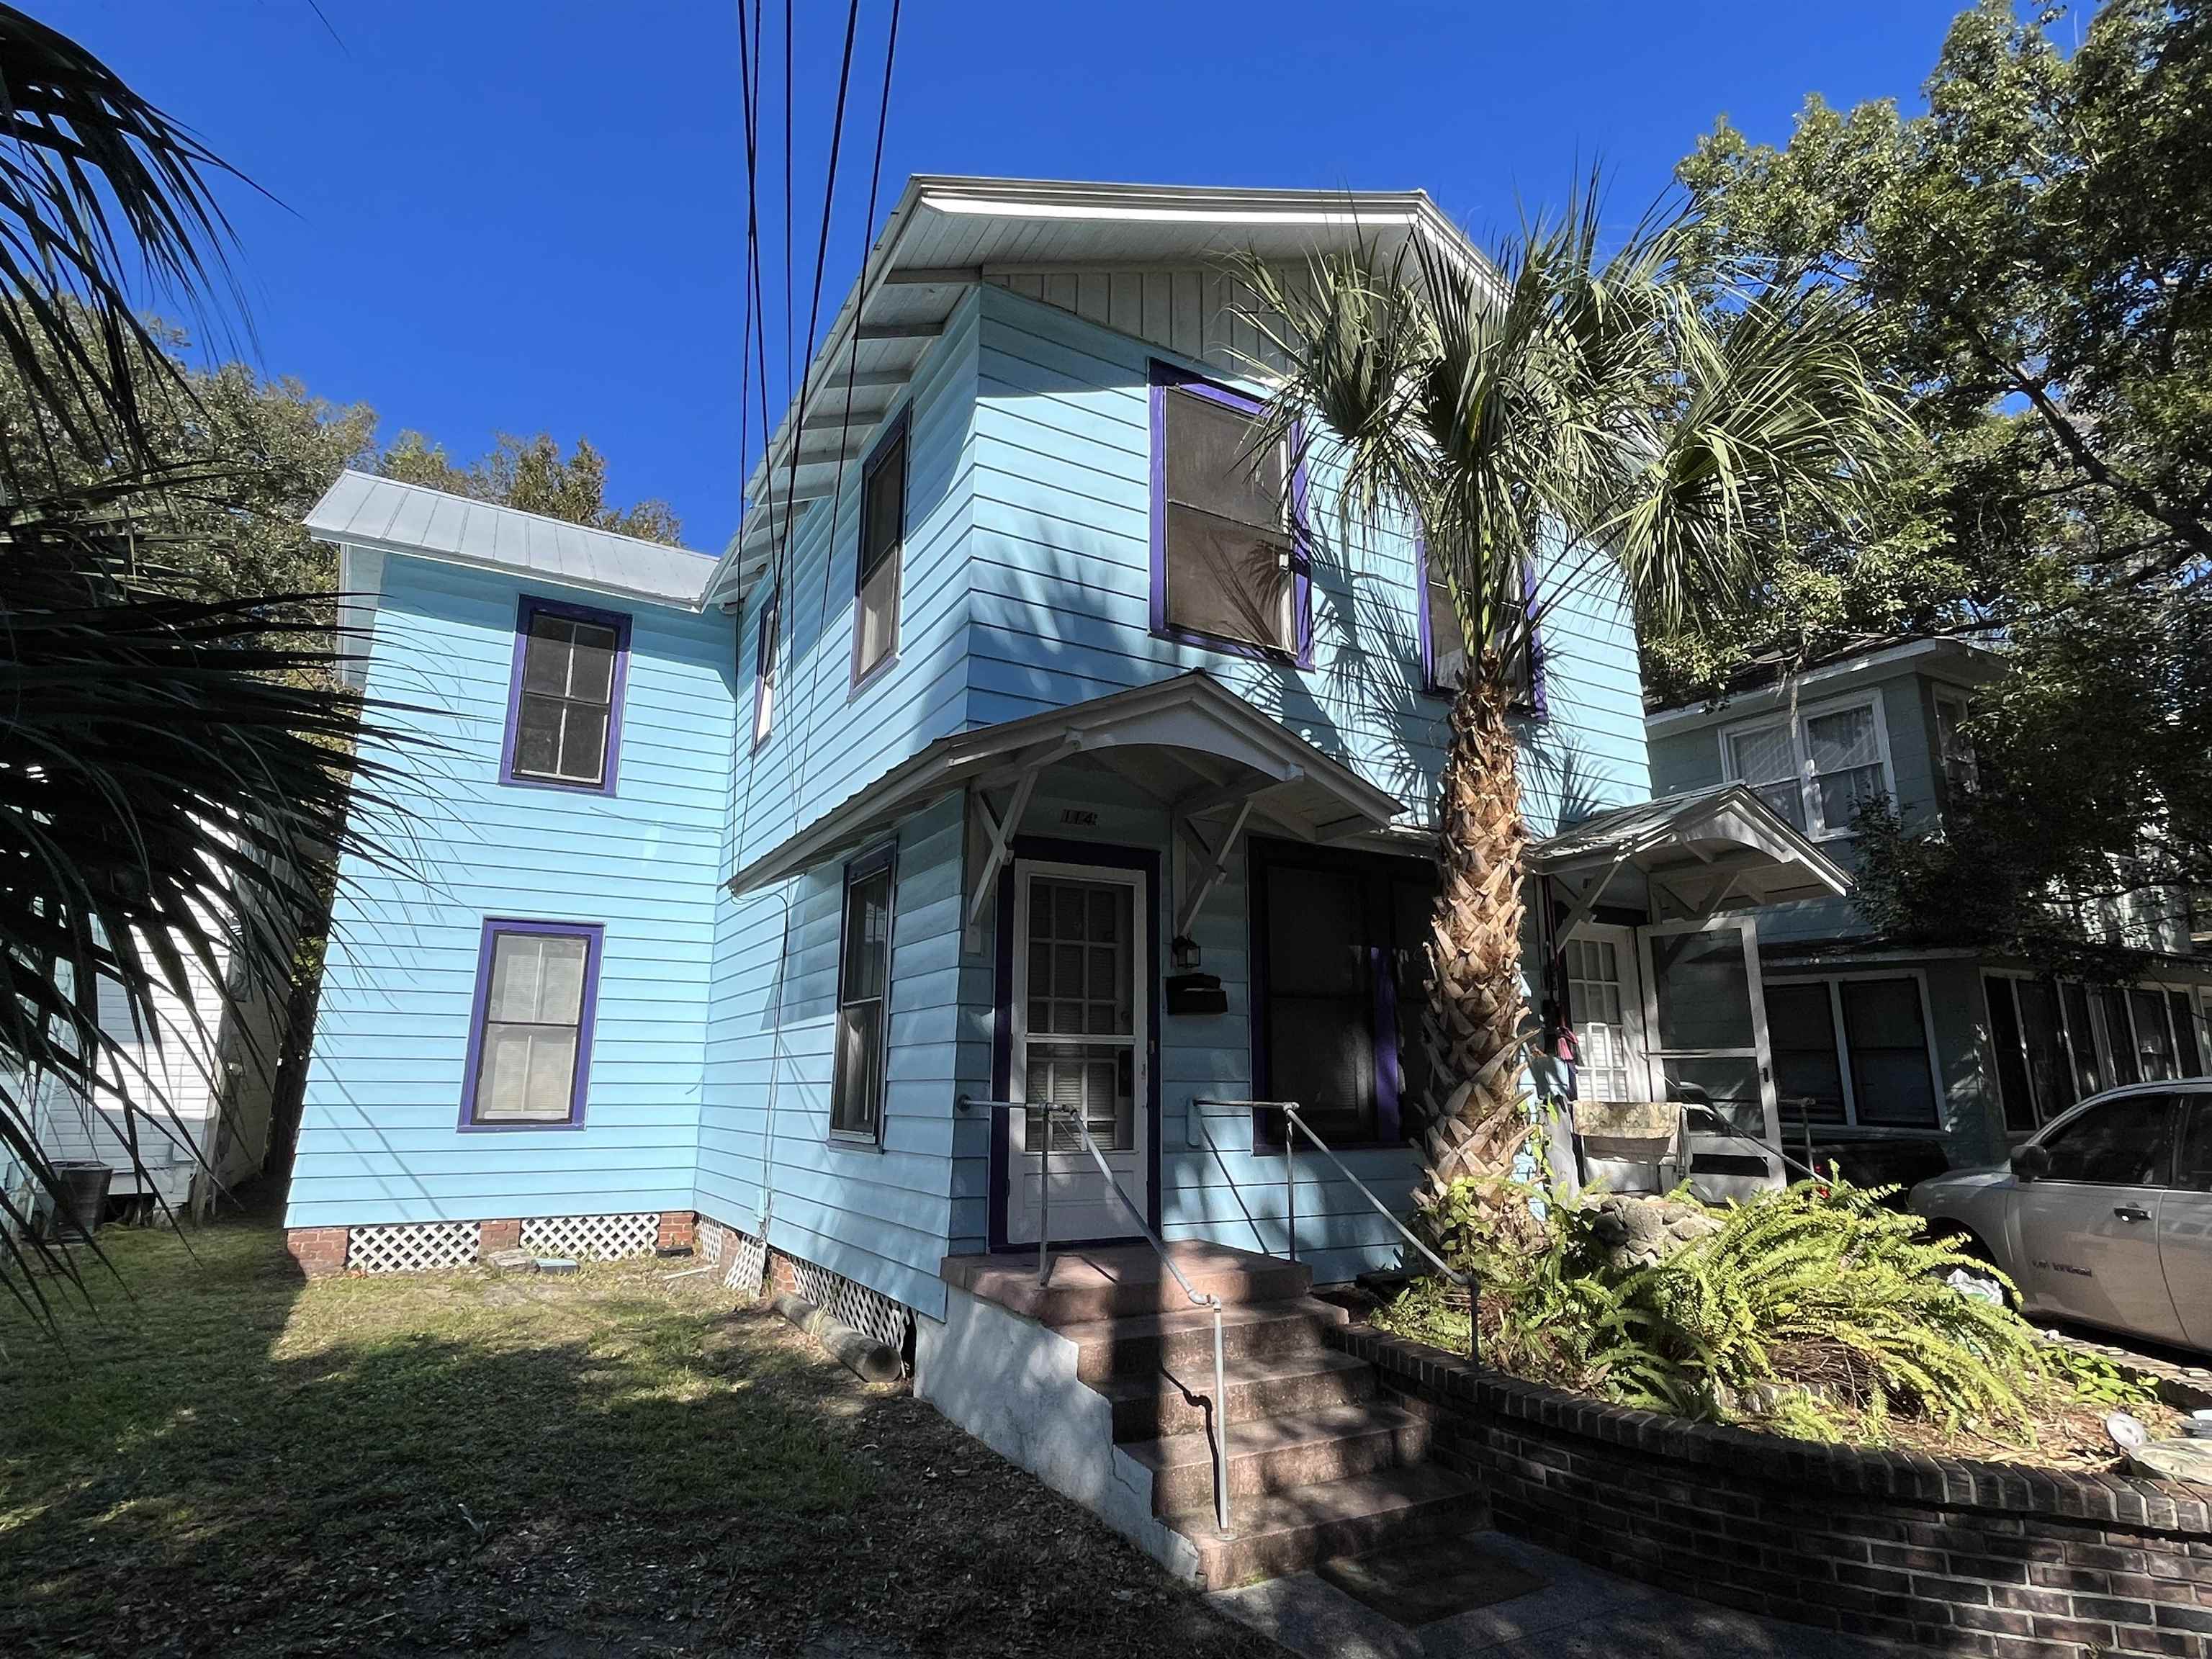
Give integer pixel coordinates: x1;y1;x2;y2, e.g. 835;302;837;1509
1527;783;1851;919
727;671;1404;894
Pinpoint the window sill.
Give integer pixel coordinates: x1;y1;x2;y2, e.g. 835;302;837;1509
827;1129;886;1151
1151;624;1310;673
849;651;899;700
498;770;619;799
458;1117;588;1133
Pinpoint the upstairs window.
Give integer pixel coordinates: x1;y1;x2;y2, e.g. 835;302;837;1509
1151;364;1307;661
462;920;602;1128
831;846;896;1142
1934;689;1978;803
1421;543;1541;712
1719;693;1892;839
752;590;780;750
853;416;907;686
503;597;629;793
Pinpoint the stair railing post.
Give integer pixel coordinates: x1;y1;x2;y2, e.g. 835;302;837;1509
1213;1298;1231;1537
1037;1104;1051;1289
1284;1107;1297;1269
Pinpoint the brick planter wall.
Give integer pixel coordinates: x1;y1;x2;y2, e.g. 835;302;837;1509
1343;1328;2212;1659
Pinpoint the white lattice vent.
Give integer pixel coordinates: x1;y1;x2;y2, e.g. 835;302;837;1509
347;1221;480;1274
698;1220;727;1265
789;1256;909;1356
518;1213;660;1261
728;1231;767;1298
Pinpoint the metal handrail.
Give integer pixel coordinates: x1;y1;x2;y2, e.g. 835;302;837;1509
957;1096;1233;1537
1195;1099;1478;1363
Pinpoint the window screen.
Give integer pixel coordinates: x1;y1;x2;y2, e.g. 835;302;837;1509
1765;983;1845;1123
512;609;621;787
2132;989;2177;1082
1985;976;2036;1133
1425;557;1467;692
854;428;906;683
1842;977;1938;1127
2062;981;2104;1099
1159;384;1298;655
2170;991;2203;1076
469;927;594;1124
2039;1094;2175;1187
1804;704;1885;833
1935;694;1979;801
832;855;894;1139
2015;979;2076;1122
1725;722;1806;832
2103;987;2142;1084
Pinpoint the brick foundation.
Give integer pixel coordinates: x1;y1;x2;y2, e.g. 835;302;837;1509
284;1227;348;1280
479;1218;522;1252
655;1211;696;1251
1344;1327;2212;1659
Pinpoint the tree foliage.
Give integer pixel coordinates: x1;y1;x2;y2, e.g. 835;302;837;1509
1653;0;2212;964
379;429;682;545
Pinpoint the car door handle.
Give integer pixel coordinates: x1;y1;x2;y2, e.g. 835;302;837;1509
2113;1205;2152;1223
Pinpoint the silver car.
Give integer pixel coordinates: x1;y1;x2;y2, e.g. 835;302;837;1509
1909;1080;2212;1353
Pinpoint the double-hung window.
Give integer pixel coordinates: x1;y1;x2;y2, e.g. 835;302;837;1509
1251;840;1436;1146
1719;692;1892;838
1421;543;1541;711
752;590;780;750
1763;974;1941;1130
461;920;603;1128
853;416;907;686
1151;364;1308;661
1933;688;1978;804
503;597;629;793
831;847;896;1141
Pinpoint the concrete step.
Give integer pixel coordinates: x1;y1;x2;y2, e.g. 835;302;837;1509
1100;1347;1374;1442
1057;1295;1350;1383
1169;1462;1487;1590
1123;1401;1435;1517
941;1243;1313;1326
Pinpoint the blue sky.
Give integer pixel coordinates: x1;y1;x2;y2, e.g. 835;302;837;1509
52;0;1969;550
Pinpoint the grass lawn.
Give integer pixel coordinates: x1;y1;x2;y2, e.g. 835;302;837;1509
1;1218;1280;1658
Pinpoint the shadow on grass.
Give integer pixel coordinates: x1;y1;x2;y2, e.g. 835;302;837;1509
1;1223;1277;1659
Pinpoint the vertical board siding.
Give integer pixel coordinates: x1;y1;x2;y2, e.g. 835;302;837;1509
289;554;734;1228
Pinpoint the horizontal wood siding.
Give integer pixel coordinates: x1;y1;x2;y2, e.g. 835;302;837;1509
967;283;1650;837
289;554;734;1228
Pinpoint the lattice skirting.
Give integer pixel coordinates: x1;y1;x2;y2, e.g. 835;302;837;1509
696;1217;767;1298
788;1254;910;1355
347;1221;481;1274
519;1213;660;1261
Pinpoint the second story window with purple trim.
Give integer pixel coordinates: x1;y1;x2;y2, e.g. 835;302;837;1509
752;589;781;749
1419;543;1544;716
503;597;630;793
853;414;907;687
1151;363;1310;663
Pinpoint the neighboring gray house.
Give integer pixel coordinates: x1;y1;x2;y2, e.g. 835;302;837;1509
1647;639;2212;1172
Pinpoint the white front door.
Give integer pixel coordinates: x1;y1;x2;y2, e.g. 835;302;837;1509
1563;924;1650;1104
1005;860;1151;1246
1638;916;1786;1201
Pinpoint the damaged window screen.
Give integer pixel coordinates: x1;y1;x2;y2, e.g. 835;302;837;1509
1160;384;1297;654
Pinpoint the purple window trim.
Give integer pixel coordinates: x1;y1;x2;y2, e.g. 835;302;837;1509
1148;360;1314;670
830;839;899;1148
750;590;779;753
850;406;911;693
457;917;605;1132
498;595;633;796
1415;539;1547;719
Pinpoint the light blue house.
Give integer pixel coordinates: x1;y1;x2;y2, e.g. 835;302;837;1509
291;179;1854;1573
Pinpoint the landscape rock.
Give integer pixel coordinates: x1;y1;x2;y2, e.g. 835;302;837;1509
2128;1439;2212;1487
1584;1193;1721;1271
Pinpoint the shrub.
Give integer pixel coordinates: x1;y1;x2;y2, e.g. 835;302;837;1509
1385;1177;2064;1445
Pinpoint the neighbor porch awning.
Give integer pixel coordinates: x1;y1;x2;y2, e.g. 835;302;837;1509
727;673;1406;925
1527;783;1851;935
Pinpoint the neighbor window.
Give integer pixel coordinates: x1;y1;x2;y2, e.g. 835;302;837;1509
1984;972;2208;1131
752;590;780;749
1719;692;1891;838
1933;689;1978;804
461;920;602;1128
853;417;907;685
831;847;896;1141
1251;841;1435;1146
1421;542;1540;711
1151;364;1306;660
503;598;629;792
1763;975;1939;1130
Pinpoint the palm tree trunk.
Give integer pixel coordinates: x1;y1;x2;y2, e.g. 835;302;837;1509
1417;667;1534;1205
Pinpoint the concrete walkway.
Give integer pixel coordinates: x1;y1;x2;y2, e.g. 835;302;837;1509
1212;1530;1930;1659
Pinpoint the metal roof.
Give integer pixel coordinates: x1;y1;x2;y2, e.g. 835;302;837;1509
1528;783;1852;913
305;470;719;609
727;670;1405;894
706;174;1489;607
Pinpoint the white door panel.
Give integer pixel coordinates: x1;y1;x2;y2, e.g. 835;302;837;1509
1005;860;1150;1247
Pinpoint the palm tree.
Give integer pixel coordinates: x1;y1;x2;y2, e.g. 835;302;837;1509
0;7;396;1313
1236;193;1905;1212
